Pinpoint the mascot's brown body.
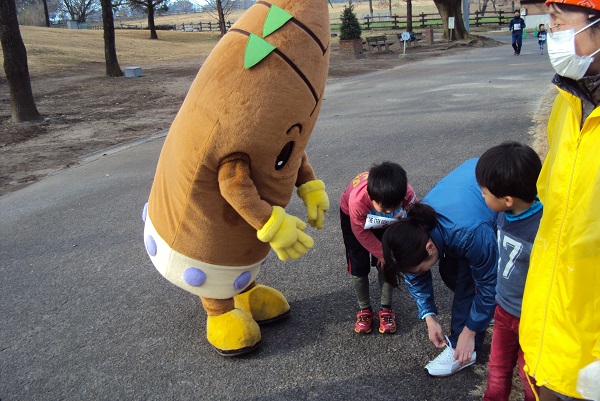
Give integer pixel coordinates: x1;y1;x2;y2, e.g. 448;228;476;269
142;0;330;355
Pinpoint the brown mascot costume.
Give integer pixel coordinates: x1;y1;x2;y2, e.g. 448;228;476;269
142;0;330;356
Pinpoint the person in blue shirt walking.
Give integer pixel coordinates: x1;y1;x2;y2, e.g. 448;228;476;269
510;10;526;55
382;158;498;377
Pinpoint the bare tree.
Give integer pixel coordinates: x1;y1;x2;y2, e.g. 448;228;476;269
128;0;168;39
202;0;236;35
479;0;497;13
100;0;122;76
0;0;41;122
16;0;60;26
63;0;97;22
171;0;194;12
433;0;470;40
405;0;413;31
42;0;51;26
377;0;393;17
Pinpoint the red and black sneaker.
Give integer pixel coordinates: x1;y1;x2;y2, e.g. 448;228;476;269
378;308;397;334
354;309;374;334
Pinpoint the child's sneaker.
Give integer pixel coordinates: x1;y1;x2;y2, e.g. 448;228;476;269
378;308;397;334
424;337;476;377
354;309;374;334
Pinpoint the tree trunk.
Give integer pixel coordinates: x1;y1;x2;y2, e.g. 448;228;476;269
368;0;373;16
433;0;470;40
101;0;123;77
479;0;489;13
216;0;226;35
0;0;41;122
388;0;392;17
406;0;413;31
147;0;158;39
42;0;51;27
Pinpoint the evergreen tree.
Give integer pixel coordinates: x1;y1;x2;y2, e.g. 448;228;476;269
339;1;361;40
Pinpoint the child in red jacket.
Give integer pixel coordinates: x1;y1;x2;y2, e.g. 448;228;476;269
340;162;417;335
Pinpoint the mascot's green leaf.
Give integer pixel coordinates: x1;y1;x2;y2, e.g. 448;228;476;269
263;5;293;37
244;33;277;69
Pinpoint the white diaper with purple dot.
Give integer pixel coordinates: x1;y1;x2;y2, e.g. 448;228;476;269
142;203;262;299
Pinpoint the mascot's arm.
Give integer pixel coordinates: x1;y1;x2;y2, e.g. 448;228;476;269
218;154;314;261
218;154;273;230
296;152;329;229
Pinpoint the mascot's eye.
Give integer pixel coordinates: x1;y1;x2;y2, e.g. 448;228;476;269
275;141;294;171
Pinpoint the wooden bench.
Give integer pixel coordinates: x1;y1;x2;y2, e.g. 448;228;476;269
119;23;139;29
365;35;395;52
398;32;423;47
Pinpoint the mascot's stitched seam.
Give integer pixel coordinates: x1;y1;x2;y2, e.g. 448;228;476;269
172;118;222;246
230;28;320;105
256;0;328;55
272;48;319;103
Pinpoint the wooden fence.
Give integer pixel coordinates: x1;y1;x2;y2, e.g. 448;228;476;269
331;10;511;31
107;20;232;32
179;20;232;32
58;10;511;32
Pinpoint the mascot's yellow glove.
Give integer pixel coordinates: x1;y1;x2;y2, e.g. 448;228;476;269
297;179;329;229
257;206;314;261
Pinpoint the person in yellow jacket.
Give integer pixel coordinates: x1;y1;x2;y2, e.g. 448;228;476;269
520;0;600;399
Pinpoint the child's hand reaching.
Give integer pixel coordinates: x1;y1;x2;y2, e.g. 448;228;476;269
455;327;476;365
425;315;445;348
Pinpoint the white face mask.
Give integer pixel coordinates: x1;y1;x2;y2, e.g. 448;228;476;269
547;18;600;80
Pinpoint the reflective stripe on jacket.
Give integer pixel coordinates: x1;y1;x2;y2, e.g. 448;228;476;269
520;86;600;398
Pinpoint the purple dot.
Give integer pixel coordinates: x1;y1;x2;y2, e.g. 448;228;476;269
233;271;251;290
142;203;148;222
183;268;206;287
145;235;157;256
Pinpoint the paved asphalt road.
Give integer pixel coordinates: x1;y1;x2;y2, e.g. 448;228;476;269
1;34;555;400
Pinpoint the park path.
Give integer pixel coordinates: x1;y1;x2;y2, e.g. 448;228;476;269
0;35;554;400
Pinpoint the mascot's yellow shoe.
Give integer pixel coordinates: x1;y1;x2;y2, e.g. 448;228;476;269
206;308;261;357
234;284;290;324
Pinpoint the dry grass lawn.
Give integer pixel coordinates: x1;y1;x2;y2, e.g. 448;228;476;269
2;27;222;77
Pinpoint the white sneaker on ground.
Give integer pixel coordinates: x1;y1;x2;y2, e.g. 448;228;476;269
424;337;476;377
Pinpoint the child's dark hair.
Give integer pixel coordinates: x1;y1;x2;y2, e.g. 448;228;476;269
382;203;437;287
366;162;408;209
475;141;542;203
539;23;545;29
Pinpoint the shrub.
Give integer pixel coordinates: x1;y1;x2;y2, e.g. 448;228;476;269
155;24;176;30
339;1;361;40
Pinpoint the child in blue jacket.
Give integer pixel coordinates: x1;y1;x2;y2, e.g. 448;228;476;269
382;158;498;377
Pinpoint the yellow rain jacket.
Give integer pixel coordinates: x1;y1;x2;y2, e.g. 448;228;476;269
520;84;600;398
